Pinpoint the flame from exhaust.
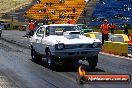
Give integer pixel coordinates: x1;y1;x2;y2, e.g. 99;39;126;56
78;66;86;76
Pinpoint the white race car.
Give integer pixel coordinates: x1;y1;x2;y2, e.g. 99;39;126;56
30;24;101;68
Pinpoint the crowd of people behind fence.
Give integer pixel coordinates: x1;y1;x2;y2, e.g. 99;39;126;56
36;1;78;24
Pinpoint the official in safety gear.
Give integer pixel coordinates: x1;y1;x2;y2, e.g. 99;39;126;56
67;16;76;24
28;20;35;37
100;19;110;45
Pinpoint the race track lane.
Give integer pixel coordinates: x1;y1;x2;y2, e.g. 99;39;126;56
0;39;131;88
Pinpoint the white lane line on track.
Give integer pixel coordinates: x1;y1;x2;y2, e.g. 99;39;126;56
100;52;132;61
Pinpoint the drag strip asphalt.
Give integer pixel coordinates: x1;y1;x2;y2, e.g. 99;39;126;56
0;37;131;88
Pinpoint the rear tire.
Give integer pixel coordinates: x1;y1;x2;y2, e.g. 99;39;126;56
87;55;98;69
0;33;1;37
31;47;42;62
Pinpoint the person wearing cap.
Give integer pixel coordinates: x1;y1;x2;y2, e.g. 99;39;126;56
28;20;35;37
100;19;110;45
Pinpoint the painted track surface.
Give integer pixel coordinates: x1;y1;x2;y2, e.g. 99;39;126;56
0;30;131;88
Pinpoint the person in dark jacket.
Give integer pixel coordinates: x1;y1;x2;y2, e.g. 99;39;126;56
123;22;129;35
43;17;48;25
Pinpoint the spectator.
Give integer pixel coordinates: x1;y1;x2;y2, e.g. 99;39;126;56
44;8;46;13
67;16;76;24
59;0;64;3
73;7;75;13
83;9;87;16
34;21;39;32
24;12;27;15
82;20;87;25
49;2;53;7
123;22;129;35
25;24;30;37
110;22;116;34
43;17;48;25
45;2;48;6
67;14;70;18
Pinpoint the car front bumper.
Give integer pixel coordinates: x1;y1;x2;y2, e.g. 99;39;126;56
51;48;101;59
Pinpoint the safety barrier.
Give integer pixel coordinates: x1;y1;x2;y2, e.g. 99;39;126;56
84;33;96;39
84;32;102;40
85;32;129;43
84;32;129;56
109;34;129;43
102;41;128;56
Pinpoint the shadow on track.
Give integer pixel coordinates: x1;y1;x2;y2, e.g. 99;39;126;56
31;59;105;73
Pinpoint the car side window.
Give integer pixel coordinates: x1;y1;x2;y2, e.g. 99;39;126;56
36;27;44;37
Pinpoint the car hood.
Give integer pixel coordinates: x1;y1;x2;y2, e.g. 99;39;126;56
47;35;101;44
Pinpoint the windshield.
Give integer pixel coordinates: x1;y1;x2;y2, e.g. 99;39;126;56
46;26;80;35
78;25;88;29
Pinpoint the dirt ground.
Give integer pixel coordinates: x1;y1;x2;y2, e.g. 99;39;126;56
0;0;32;14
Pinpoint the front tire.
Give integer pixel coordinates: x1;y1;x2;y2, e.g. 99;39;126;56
87;55;98;69
46;49;55;68
31;47;42;62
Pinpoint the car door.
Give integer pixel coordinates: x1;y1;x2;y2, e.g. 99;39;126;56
34;27;45;54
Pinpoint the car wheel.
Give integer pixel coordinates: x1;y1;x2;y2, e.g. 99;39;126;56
31;47;42;62
0;33;1;37
46;49;55;68
87;55;98;69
